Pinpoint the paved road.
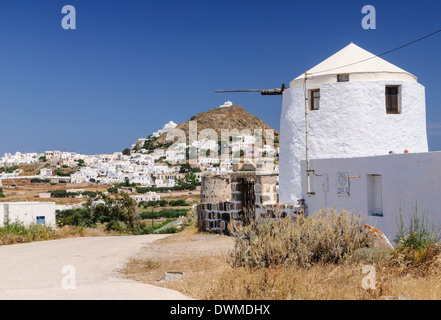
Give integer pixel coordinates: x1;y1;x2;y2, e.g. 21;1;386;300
0;235;193;300
154;217;183;233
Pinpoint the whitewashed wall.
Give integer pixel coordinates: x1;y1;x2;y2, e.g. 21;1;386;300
0;202;56;227
300;152;441;241
279;80;428;204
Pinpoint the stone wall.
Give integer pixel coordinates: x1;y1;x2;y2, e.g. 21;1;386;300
200;174;232;203
197;201;307;234
197;172;306;234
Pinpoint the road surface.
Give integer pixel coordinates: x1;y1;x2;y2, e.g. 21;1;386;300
0;235;193;300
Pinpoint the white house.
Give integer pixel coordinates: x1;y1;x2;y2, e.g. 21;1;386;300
275;42;441;241
152;121;178;138
279;43;428;204
0;202;56;227
130;192;161;204
40;169;53;177
45;150;62;160
300;152;441;241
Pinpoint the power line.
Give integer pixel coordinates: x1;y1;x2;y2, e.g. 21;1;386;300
308;27;441;76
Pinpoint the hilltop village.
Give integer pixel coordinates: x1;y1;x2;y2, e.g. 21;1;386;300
0;102;279;226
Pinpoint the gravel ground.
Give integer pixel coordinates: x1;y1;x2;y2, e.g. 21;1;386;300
0;235;194;300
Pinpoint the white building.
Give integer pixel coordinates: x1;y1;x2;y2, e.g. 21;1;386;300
279;43;428;204
0;152;41;166
130;192;161;204
0;202;56;227
45;151;62;160
39;169;53;177
152;121;178;138
219;101;233;108
70;167;99;183
300;152;441;240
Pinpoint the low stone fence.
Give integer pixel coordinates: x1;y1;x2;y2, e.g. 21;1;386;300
197;202;307;234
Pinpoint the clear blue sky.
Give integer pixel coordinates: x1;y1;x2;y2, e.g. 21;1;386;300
0;0;440;155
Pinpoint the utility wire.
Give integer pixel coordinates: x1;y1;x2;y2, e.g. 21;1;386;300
308;28;441;76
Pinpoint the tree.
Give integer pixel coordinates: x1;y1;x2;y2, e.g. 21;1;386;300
91;192;137;230
179;163;192;173
107;187;118;194
185;172;196;184
122;148;131;156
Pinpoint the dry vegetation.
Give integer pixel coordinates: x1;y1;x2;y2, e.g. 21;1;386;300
123;208;441;300
0;179;109;204
155;105;280;148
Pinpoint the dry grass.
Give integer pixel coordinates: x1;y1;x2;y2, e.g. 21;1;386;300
229;208;370;268
122;219;441;300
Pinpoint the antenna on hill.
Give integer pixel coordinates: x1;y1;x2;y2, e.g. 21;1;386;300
215;84;287;96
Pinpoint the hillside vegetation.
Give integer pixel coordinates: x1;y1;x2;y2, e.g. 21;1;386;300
144;105;279;150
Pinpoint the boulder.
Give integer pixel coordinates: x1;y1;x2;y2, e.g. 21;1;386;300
362;224;394;249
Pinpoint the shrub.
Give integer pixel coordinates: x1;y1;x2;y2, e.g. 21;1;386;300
31;178;51;184
139;199;188;208
229;208;370;268
139;209;188;219
391;204;441;271
50;190;79;198
181;207;198;228
107;187;118;194
395;204;438;251
53;169;76;177
168;199;187;206
0;222;60;245
81;191;97;198
56;208;94;227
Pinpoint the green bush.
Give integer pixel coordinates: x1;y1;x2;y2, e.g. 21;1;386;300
138;199;188;208
53;169;76;177
50;190;79;198
395;204;438;251
0;222;60;245
81;191;97;198
392;204;441;267
31;178;51;184
107;187;118;194
139;209;188;220
56;208;94;227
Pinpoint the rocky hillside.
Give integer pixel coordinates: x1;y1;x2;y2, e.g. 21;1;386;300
154;105;279;146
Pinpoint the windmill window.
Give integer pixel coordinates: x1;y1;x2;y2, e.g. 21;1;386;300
337;74;349;82
386;85;401;114
310;89;320;110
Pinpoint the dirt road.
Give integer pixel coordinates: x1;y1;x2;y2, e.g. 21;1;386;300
0;235;193;300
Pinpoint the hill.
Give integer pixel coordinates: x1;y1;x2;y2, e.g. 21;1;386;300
143;105;279;150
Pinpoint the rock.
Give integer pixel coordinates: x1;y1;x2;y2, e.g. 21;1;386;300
164;271;184;282
362;224;394;249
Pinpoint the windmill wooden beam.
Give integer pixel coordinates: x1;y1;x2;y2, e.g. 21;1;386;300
215;84;287;96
